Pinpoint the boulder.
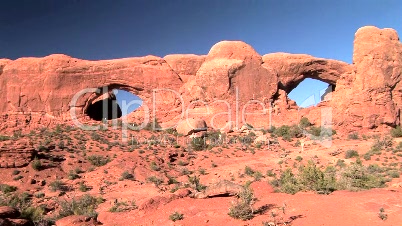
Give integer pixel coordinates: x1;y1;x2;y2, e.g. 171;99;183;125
0;206;20;219
176;118;207;136
192;180;244;199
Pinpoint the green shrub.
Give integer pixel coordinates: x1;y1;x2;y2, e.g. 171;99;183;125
298;161;337;194
21;206;45;223
147;176;163;186
348;132;359;140
345;149;359;159
34;192;45;198
271;160;387;194
391;126;402;138
13;175;23;181
87;155;110;167
299;117;311;128
338;161;387;190
191;137;206;151
271;168;300;194
244;166;255;176
120;171;135;181
169;211;184;222
150;161;161;171
228;185;255;220
79;182;90;192
31;158;42;171
68;170;80;180
0;184;18;193
252;171;263;181
387;170;400;178
0;135;11;141
49;180;67;192
58;194;104;219
188;175;206;192
0;192;47;224
310;126;335;137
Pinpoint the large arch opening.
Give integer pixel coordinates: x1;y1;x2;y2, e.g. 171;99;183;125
288;78;334;108
84;85;143;121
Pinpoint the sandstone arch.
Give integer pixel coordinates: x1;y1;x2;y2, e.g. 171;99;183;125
261;53;351;93
0;54;183;123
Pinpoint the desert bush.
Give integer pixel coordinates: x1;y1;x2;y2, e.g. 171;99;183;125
0;184;18;193
49;180;67;192
169;211;184;222
244;166;255;176
0;192;47;224
252;171;264;181
31;158;42;171
364;136;393;159
345;149;359;159
58;194;104;219
228;184;255;220
337;161;387;191
348;132;359;140
147;176;163;186
68;170;80;180
299;117;311;128
391;126;402;138
309;126;336;137
188;175;206;192
297;161;337;194
21;206;45;223
13;175;23;181
87;155;110;167
274;125;302;140
271;160;387;194
120;171;135;181
198;168;207;175
34;192;45;198
0;135;10;141
191;137;206;151
79;182;90;192
150;161;161;171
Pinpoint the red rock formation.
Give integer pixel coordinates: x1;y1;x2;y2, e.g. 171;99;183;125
0;54;183;129
163;54;206;83
331;26;402;131
0;26;401;134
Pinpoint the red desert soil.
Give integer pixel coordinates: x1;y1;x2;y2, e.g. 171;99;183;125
0;124;402;226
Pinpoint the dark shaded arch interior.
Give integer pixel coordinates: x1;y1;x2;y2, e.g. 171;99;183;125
86;98;122;121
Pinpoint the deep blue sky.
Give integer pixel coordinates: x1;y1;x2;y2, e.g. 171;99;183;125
1;0;401;107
